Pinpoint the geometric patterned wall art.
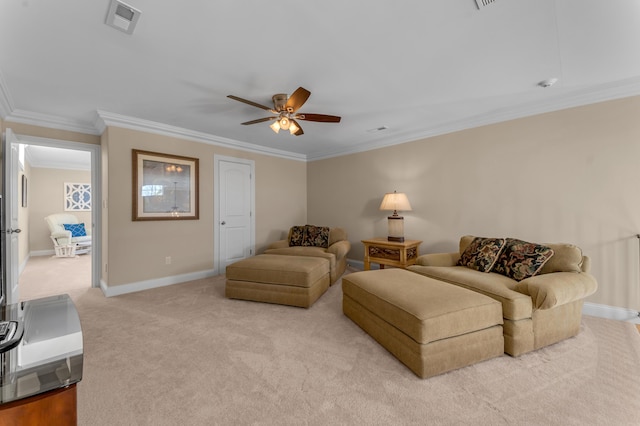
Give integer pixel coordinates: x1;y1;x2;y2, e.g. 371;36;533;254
64;182;92;211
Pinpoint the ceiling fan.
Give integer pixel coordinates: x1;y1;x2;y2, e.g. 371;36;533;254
227;87;341;136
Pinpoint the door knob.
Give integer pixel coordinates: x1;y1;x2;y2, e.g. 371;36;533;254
221;221;226;225
6;228;21;234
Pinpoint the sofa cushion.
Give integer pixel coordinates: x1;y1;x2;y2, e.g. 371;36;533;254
539;243;583;274
407;265;533;321
492;238;554;282
459;235;475;255
226;254;329;288
265;246;334;262
457;237;505;272
63;223;87;237
329;227;347;247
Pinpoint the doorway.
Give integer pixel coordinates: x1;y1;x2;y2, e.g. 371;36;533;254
13;133;100;300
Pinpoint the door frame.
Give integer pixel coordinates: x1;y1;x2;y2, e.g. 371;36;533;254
15;133;101;289
3;129;20;304
213;154;255;275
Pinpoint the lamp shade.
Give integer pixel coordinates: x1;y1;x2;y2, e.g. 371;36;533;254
379;191;412;215
380;191;411;242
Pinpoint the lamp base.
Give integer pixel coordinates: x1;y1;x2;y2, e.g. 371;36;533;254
387;236;405;242
387;215;405;243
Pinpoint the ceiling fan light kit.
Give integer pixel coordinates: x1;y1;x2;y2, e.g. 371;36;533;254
270;117;300;135
228;87;341;136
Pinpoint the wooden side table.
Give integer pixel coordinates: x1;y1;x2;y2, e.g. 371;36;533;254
362;238;422;270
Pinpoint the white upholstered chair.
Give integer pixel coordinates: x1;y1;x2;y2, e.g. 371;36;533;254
44;213;92;255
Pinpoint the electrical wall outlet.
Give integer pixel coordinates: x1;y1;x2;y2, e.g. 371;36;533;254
165;256;172;265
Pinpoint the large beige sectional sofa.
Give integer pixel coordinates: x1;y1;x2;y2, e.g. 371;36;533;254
407;235;598;356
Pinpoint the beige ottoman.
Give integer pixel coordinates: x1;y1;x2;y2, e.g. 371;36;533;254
342;269;504;378
226;254;330;308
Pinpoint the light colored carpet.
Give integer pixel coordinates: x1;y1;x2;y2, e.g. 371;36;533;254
19;253;91;301
59;270;640;426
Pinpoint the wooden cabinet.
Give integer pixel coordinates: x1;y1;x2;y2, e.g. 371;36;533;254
0;295;83;425
0;384;77;426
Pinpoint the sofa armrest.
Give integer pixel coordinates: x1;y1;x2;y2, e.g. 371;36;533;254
328;240;350;260
51;230;72;240
415;252;459;267
267;239;289;250
514;272;598;310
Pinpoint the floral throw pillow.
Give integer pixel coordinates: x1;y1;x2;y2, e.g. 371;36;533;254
457;237;506;272
304;225;330;248
288;226;306;246
288;225;330;248
492;238;555;282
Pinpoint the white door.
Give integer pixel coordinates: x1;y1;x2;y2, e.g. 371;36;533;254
216;157;254;273
2;128;20;304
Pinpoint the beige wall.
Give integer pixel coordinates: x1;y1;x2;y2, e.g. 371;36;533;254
3;121;306;290
5;96;640;310
4;122;100;145
102;126;306;287
29;167;91;252
308;96;640;311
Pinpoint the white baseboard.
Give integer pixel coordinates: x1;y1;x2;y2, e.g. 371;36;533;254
19;255;29;275
100;268;218;297
583;302;640;324
30;249;55;257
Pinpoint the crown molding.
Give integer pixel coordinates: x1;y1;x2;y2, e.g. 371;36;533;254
95;110;307;162
4;70;640;162
5;108;101;135
306;76;640;161
0;71;14;119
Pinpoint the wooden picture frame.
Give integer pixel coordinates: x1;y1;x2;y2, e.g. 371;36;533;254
132;149;199;221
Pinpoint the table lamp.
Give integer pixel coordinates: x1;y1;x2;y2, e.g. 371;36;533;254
379;191;412;242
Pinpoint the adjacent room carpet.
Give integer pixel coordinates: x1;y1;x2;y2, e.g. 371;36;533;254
62;271;640;425
19;253;91;301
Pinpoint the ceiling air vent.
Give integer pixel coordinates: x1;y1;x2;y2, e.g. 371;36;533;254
475;0;497;9
105;0;141;34
367;126;389;133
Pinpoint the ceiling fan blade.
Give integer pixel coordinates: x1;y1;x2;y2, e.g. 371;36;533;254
285;87;311;113
241;117;276;125
291;119;304;136
296;113;341;123
227;95;273;111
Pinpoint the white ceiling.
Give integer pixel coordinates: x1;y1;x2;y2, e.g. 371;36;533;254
2;1;640;161
25;145;91;171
